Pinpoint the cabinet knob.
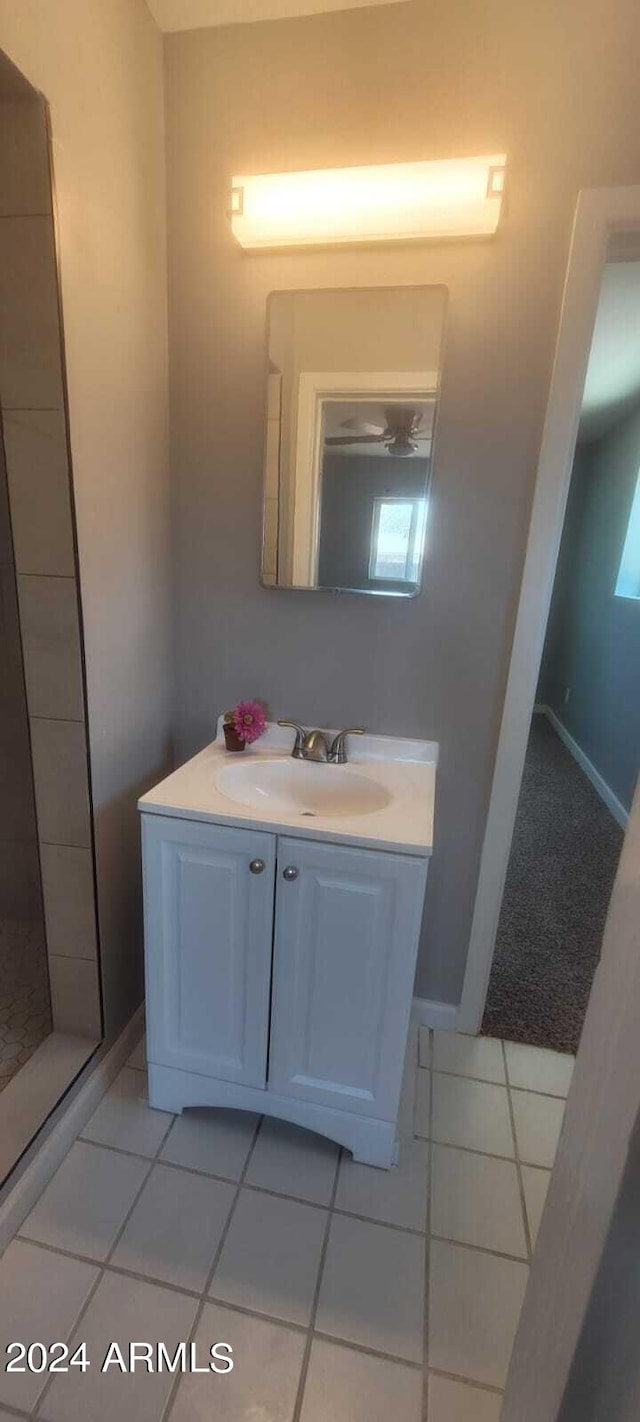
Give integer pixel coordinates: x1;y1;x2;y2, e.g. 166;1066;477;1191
249;859;265;875
283;865;298;882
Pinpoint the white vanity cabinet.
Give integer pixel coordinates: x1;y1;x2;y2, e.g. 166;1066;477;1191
141;811;429;1167
269;836;426;1121
142;815;274;1089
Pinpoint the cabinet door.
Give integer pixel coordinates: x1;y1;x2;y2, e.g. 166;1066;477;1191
269;837;427;1120
142;814;275;1087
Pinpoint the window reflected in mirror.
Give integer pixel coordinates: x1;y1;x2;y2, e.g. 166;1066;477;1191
261;286;447;597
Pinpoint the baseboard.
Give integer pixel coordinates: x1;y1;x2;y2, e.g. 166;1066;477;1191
540;705;629;831
412;996;459;1030
0;1004;144;1254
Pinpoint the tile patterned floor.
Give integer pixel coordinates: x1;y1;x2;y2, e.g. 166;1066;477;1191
0;918;52;1090
0;1028;574;1420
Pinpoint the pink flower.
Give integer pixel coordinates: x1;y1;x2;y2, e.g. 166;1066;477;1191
233;699;267;745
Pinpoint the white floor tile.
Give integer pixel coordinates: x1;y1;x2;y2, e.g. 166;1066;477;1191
429;1239;528;1388
159;1106;258;1180
245;1117;338;1205
316;1213;425;1363
169;1301;305;1422
41;1271;197;1422
127;1033;146;1071
335;1136;428;1231
522;1165;551;1246
511;1090;565;1167
431;1144;527;1257
81;1068;173;1157
418;1025;430;1068
20;1141;148;1260
414;1067;430;1137
210;1187;326;1326
111;1162;235;1292
0;1240;97;1412
432;1074;514;1157
428;1373;503;1421
505;1040;574;1097
301;1338;422;1422
433;1032;505;1083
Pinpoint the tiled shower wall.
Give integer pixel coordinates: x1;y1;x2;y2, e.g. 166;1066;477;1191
0;427;40;921
0;89;101;1039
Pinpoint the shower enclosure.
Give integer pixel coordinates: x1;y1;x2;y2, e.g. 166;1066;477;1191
0;50;103;1185
0;435;51;1086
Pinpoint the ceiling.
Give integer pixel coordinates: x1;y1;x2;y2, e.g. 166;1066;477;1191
146;0;409;32
580;261;640;441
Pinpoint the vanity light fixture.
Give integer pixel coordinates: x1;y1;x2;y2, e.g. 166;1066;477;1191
230;154;507;250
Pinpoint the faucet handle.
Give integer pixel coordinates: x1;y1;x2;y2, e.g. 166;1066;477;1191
328;727;365;765
278;719;306;758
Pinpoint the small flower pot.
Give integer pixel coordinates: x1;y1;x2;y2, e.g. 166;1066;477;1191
223;723;246;753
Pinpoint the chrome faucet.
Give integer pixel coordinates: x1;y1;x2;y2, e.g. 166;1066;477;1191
278;721;329;762
328;727;365;764
278;721;365;764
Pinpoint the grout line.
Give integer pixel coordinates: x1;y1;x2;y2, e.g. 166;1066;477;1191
11;1118;438;1401
13;1233;432;1376
331;1202;424;1237
426;1132;553;1171
184;1293;308;1336
15;1236;200;1300
160;1115;263;1422
9;1038;560;1418
12;572;76;582
291;1141;342;1422
73;1131;426;1236
311;1329;423;1370
32;1106;176;1417
428;1365;504;1395
429;1233;529;1267
29;713;85;726
507;1081;571;1103
502;1039;533;1261
425;1063;571;1101
39;839;91;851
416;1130;517;1163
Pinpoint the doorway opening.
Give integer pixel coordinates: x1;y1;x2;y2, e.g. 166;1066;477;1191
482;256;640;1051
483;257;639;1053
459;200;640;1058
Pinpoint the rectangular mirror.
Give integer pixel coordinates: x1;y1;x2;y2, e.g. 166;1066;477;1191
261;286;447;596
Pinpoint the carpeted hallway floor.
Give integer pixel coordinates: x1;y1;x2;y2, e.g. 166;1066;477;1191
482;714;625;1054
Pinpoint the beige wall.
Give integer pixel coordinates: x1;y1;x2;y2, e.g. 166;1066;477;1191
164;0;640;1004
0;1;173;1034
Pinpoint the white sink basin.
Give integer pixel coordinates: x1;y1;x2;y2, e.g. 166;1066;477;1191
215;758;391;819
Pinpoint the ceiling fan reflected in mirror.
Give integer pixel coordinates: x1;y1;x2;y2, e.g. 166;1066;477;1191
324;406;427;457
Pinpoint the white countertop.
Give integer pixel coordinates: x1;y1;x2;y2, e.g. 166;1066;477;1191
138;722;437;857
